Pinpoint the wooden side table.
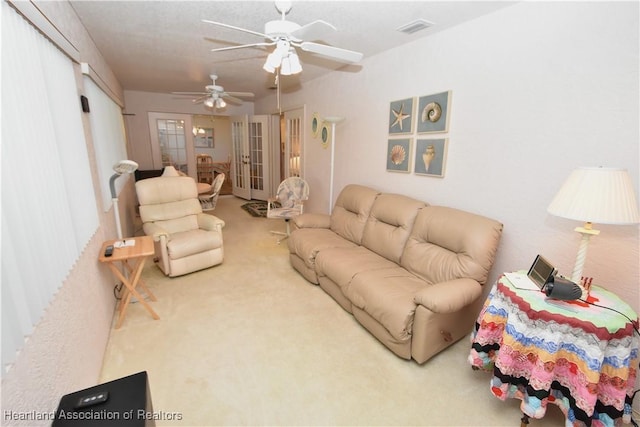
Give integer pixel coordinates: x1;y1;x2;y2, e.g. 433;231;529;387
469;274;639;427
99;236;159;328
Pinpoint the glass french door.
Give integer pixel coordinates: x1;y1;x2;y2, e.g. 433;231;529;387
284;108;303;178
230;115;270;200
147;112;195;178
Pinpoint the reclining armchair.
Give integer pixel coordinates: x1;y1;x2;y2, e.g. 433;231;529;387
135;175;225;277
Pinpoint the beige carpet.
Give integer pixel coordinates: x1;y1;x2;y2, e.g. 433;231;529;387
100;195;566;426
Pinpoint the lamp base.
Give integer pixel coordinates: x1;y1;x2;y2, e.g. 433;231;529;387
570;224;600;285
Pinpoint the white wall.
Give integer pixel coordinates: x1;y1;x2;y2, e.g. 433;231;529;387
124;90;253;170
256;2;639;313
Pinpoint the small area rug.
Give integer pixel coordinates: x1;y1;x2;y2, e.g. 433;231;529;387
241;200;277;218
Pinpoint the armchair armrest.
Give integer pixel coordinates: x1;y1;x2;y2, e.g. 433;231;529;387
292;213;331;229
142;222;169;241
197;213;225;232
414;278;482;314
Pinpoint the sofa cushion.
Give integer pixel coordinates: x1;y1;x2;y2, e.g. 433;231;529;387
288;228;357;270
400;206;503;285
167;229;223;259
330;185;380;245
315;246;397;290
361;194;426;263
347;267;426;342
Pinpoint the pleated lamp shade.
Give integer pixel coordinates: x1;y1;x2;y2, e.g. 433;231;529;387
548;167;639;225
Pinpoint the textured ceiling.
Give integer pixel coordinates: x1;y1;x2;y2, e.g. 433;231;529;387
70;1;515;101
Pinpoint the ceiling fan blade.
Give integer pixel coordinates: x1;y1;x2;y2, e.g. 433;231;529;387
221;94;243;104
172;91;208;96
202;19;272;40
225;91;255;98
290;20;336;42
298;41;364;63
210;42;274;53
192;95;209;103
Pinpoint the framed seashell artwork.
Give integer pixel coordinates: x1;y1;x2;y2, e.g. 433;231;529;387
386;138;412;173
414;138;448;178
311;112;321;139
320;121;332;148
417;91;451;134
388;97;415;135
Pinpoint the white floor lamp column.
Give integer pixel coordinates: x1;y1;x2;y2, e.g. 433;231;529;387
109;160;139;239
323;116;344;214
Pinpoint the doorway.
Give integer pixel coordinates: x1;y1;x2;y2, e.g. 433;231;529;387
230;115;271;201
147;112;195;178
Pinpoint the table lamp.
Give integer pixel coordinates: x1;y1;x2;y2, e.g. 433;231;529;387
547;167;639;283
109;160;139;239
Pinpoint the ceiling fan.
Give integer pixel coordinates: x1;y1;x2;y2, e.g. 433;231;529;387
203;0;364;76
172;74;254;109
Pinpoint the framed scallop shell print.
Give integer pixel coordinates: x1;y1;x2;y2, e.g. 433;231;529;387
386;138;412;173
417;91;451;134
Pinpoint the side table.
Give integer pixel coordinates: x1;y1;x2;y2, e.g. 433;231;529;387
99;236;159;328
469;273;639;426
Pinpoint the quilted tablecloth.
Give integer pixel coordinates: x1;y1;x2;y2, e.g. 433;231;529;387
469;274;639;427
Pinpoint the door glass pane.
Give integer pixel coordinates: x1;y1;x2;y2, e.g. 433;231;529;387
249;122;264;191
157;119;187;174
289;117;301;177
232;121;244;189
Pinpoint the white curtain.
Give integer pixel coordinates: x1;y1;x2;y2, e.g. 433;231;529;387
84;77;129;212
1;2;98;375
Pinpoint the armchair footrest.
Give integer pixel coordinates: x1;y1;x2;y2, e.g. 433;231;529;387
167;229;222;259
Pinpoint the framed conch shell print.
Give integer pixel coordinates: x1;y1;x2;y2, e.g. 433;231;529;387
386;138;412;173
414;138;448;178
417;91;451;134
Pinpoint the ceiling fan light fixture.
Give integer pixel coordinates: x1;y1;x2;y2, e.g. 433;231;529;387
204;97;215;108
288;51;302;75
216;98;226;108
280;53;302;75
263;50;281;73
280;56;292;75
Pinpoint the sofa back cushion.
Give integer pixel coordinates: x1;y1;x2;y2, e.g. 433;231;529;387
136;176;202;234
400;206;503;285
361;194;426;263
330;185;380;245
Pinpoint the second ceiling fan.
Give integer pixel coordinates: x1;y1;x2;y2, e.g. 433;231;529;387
172;74;254;109
203;0;364;76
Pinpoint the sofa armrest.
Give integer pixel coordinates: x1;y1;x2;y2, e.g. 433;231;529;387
292;213;330;229
414;278;482;314
142;223;169;241
197;213;225;232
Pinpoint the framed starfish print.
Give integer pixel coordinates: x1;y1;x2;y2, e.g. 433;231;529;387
388;98;414;135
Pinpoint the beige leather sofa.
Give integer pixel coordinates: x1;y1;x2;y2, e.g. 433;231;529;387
136;175;225;277
288;184;503;363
